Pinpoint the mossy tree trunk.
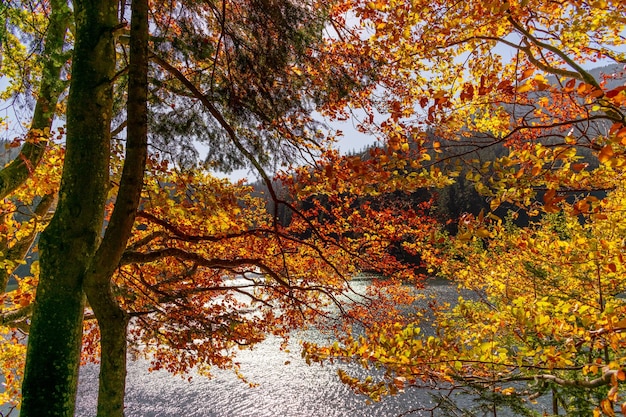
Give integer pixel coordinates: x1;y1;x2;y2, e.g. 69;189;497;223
20;1;118;416
0;0;70;296
84;0;149;415
0;0;70;200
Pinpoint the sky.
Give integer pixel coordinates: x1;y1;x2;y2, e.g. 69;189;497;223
211;111;378;183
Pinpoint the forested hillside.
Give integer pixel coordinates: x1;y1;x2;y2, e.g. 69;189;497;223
255;63;624;232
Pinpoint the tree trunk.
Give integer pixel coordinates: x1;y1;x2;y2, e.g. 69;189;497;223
20;1;118;416
91;309;129;417
0;0;68;297
0;194;55;294
0;0;70;200
84;0;149;414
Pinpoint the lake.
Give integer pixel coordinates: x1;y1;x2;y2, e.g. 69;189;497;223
75;278;448;417
5;279;550;416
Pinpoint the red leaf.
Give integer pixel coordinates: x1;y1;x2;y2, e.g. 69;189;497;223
606;86;626;98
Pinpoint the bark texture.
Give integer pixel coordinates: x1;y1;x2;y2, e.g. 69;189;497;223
20;1;118;416
84;0;149;415
0;0;70;200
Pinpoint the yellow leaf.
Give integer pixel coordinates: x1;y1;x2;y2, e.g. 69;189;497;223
517;82;533;93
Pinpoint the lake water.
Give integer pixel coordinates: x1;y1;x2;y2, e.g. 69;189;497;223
75;278;448;417
76;335;438;417
5;279;550;416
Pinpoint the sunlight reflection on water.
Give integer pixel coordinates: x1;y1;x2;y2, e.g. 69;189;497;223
70;279;547;416
75;279;438;416
76;334;437;417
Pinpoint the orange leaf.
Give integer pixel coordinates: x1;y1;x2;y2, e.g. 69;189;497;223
496;80;512;93
519;68;534;81
599;145;614;163
601;398;616;417
544;188;556;204
531;165;541;176
606;86;626;98
609;122;624;135
589;88;604;98
577;82;594;96
616;127;626;145
460;84;474;101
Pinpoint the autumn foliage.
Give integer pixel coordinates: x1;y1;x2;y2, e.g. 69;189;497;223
2;0;626;416
1;1;429;414
302;0;626;416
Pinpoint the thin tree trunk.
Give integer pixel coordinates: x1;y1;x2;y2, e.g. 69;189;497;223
0;0;70;199
91;309;129;417
0;194;55;295
84;0;149;414
20;1;118;416
0;0;68;298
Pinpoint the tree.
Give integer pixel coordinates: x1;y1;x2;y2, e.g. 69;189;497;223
0;0;69;200
8;0;624;416
20;0;119;414
306;0;626;195
436;190;626;416
2;1;421;416
0;0;69;411
0;144;61;410
303;0;626;415
308;188;626;415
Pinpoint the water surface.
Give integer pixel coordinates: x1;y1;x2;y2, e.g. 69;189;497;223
4;279;549;416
